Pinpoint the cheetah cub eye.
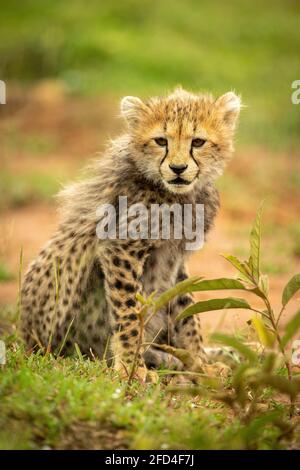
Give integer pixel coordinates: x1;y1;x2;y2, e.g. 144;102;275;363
191;138;206;148
154;137;168;147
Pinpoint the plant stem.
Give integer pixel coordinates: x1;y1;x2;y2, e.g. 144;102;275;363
260;290;294;416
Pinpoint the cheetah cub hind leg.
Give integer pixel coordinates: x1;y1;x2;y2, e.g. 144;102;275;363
204;346;242;367
144;346;184;371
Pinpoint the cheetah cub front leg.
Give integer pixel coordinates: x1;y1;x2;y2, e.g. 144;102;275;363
172;265;231;379
99;242;151;382
171;264;207;373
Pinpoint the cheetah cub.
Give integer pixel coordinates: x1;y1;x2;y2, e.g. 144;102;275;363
20;88;241;381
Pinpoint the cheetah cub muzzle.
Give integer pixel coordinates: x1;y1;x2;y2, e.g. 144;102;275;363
20;87;241;381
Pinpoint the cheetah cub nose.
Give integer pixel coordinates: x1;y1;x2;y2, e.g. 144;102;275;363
169;163;188;175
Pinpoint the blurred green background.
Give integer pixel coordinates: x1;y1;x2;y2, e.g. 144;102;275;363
1;0;300;149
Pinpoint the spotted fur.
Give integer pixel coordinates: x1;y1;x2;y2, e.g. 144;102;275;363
20;88;241;378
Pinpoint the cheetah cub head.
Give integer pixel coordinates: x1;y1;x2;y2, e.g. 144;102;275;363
121;87;241;194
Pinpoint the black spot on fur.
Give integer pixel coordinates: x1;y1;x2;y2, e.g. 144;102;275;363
124;283;135;293
125;298;136;308
128;313;137;321
115;279;123;289
131;269;138;280
178;296;192;307
123;260;131;270
131;329;138;337
137;249;145;259
113;256;121;267
111;298;122;308
177;271;188;282
66;312;72;322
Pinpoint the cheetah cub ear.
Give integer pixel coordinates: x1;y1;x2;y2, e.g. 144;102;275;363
120;96;148;125
215;91;242;129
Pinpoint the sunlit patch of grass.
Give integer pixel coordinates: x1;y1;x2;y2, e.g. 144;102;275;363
0;342;297;450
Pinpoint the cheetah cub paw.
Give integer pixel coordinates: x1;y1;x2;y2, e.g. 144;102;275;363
115;363;158;384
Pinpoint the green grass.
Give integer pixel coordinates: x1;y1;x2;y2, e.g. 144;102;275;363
0;0;300;149
0;263;14;282
0;341;297;450
0;170;65;209
2;129;59;155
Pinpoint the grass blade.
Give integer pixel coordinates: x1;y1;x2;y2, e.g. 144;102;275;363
249;204;263;281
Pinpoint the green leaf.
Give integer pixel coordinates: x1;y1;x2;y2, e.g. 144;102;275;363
251;315;275;347
211;333;258;363
221;254;252;282
281;309;300;348
190;278;247;292
249;204;264;281
259;373;300;398
153;276;203;311
258;274;269;297
176;297;252;321
282;274;300;307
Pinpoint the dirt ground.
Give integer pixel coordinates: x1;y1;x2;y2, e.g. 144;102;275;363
1;84;299;337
